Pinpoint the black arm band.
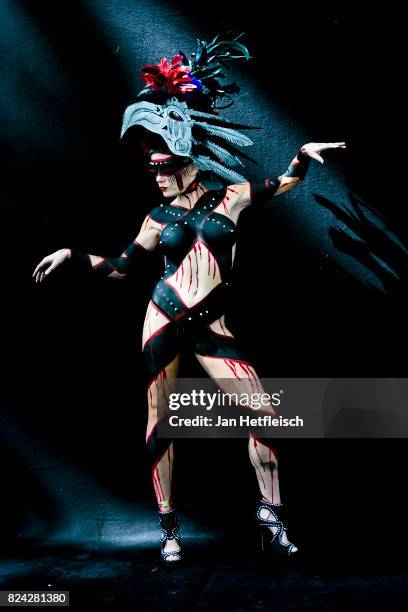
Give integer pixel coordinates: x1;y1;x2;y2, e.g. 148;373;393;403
250;148;311;205
123;241;146;262
250;177;281;205
69;241;147;277
69;250;93;270
69;250;116;276
284;148;311;180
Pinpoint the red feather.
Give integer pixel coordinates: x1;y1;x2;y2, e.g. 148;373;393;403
140;55;197;94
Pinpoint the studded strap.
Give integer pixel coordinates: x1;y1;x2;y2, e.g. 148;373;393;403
161;549;182;563
159;509;181;544
256;499;297;555
256;500;289;532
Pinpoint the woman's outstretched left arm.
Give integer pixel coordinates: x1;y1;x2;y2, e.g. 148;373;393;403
229;142;346;213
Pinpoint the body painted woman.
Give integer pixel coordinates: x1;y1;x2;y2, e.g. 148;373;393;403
33;36;345;564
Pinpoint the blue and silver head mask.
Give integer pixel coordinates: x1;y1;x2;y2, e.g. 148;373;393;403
121;96;257;184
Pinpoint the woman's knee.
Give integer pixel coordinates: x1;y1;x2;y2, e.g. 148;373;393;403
250;437;279;469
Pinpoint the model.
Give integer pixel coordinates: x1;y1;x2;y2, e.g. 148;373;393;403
33;35;345;564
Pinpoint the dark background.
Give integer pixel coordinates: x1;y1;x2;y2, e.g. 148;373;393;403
1;0;406;560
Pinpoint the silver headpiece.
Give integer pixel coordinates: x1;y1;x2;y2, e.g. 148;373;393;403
121;97;257;184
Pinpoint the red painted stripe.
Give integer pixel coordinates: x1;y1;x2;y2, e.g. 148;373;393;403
152;155;173;162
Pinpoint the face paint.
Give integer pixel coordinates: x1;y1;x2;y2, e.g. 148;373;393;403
145;153;191;177
144;148;197;197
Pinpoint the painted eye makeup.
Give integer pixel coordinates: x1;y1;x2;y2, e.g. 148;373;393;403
145;154;190;176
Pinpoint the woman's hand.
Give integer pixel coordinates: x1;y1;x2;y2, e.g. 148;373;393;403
33;248;71;283
300;142;346;164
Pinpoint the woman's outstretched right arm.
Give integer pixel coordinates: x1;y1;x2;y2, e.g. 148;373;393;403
33;214;161;283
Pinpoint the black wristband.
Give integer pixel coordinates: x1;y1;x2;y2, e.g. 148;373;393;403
285;148;311;180
69;249;93;270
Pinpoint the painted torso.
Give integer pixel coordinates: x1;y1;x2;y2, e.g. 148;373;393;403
147;187;242;327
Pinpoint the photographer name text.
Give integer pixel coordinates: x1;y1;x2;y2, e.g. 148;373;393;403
168;415;303;428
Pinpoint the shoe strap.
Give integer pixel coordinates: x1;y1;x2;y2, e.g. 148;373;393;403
161;549;182;562
159;509;181;543
256;499;288;531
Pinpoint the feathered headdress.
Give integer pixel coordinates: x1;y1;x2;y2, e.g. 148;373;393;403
121;34;258;184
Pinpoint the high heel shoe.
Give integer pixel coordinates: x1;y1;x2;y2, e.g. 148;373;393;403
255;498;298;557
159;508;183;565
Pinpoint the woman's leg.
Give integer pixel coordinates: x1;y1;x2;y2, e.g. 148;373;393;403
142;301;181;560
146;355;179;512
194;316;296;549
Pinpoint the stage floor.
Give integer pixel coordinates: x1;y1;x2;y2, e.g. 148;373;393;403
1;536;407;611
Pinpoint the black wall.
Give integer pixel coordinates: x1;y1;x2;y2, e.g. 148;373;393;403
1;1;406;557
